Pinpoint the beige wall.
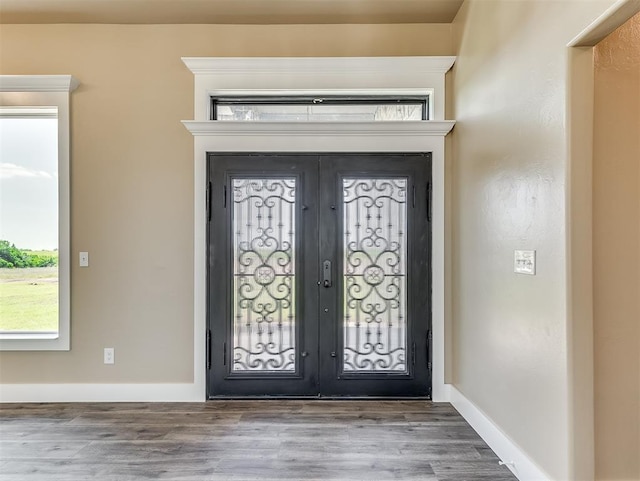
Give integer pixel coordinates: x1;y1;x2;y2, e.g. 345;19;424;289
0;23;452;384
593;12;640;481
567;44;598;481
451;1;616;479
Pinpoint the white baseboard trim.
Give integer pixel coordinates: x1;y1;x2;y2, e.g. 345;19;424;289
0;383;205;403
448;385;551;481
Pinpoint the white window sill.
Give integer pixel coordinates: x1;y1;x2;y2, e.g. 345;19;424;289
0;331;59;340
0;329;68;351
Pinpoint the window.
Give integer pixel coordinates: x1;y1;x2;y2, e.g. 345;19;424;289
0;108;59;334
0;75;77;350
212;96;428;122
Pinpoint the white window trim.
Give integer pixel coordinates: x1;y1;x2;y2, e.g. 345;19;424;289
183;56;454;122
0;75;78;351
182;56;455;401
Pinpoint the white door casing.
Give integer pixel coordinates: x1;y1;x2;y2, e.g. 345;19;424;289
182;56;456;400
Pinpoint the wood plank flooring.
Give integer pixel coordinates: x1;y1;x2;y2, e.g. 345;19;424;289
0;401;517;481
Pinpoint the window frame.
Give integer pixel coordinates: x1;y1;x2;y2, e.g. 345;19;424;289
211;95;429;121
0;75;77;351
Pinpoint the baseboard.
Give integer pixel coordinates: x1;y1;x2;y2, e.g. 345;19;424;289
0;383;204;403
448;385;551;481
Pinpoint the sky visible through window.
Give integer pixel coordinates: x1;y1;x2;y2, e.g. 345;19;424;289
0;117;58;251
0;115;59;333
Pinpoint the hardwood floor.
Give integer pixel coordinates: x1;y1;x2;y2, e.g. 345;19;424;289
0;401;517;480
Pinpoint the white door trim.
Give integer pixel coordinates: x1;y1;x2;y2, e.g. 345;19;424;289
183;56;455;401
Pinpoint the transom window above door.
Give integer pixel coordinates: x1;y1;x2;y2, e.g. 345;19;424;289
212;96;429;122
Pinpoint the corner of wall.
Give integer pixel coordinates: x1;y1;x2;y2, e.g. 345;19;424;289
566;44;597;481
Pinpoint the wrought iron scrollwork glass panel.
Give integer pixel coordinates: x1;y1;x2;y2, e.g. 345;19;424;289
231;178;296;372
342;178;408;372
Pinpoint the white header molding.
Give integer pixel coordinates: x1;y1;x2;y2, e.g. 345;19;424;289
0;75;79;92
182;56;456;76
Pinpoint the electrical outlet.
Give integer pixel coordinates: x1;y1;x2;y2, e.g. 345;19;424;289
104;348;115;364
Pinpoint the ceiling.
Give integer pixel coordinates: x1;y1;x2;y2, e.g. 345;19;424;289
0;0;464;24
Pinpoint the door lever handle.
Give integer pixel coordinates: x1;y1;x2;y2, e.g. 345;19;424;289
322;260;332;288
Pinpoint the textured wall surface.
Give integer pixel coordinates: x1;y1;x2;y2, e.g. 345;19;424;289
451;1;616;479
593;12;640;481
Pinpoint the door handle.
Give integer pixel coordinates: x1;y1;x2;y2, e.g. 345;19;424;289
323;260;332;288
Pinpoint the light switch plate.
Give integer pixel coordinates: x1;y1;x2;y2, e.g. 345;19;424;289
79;251;89;267
104;348;114;364
514;250;536;275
